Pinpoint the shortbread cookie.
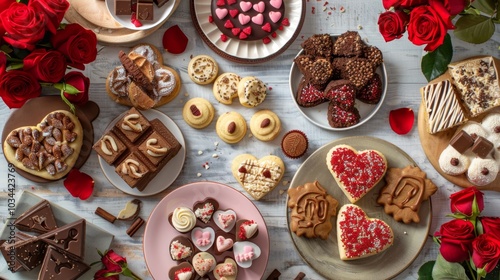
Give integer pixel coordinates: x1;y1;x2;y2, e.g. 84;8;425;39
216;111;247;144
213;73;241;105
182;98;215;129
337;204;393;260
188;55;219;85
377;166;437;224
326;144;387;203
3;110;83;180
231;154;285;200
287;181;338;239
237;76;267;107
249;110;281;142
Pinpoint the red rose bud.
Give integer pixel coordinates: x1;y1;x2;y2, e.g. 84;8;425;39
443;0;468;16
62;71;90;105
23;49;67;83
63;168;94;200
162;25;188;54
389;108;414;134
377;10;409;42
450;186;484;217
0;70;41;108
472;233;500;274
435;219;475;263
480;217;500;240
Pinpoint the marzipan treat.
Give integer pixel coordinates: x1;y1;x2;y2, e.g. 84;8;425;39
377;166;437;224
93;107;182;191
287;181;339;240
3;110;83;180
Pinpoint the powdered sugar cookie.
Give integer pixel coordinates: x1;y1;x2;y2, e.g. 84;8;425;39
439;146;470;175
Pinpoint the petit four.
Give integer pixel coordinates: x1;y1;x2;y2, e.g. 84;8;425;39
249;110;281;142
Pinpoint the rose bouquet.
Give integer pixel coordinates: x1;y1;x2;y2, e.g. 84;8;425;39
418;187;500;280
0;0;97;112
378;0;499;81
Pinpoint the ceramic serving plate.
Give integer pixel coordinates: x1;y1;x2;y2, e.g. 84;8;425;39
0;191;114;279
289;38;388;131
286;136;431;280
98;109;186;197
144;181;270;279
105;0;178;30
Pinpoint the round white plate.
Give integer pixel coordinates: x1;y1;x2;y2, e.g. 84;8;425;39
286;136;432;280
105;0;177;30
98;109;186;196
289;39;388;131
190;0;305;63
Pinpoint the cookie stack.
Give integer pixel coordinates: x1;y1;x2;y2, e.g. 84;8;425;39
294;31;384;128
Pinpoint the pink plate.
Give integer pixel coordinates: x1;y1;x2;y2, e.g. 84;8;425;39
143;181;270;279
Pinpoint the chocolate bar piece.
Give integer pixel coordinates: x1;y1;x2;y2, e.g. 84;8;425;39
38;246;90;280
93;131;127;165
0;232;34;272
114;107;151;143
137;0;154;21
14;200;58;234
40;219;86;259
153;0;169;8
472;136;494;159
449;130;474;154
13;236;48;271
115;0;132;15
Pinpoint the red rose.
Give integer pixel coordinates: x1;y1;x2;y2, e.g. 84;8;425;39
94;268;119;280
28;0;69;34
481;217;500;240
436;219;475;262
0;0;15;11
383;0;428;9
0;70;41;108
51;23;97;70
443;0;468;15
23;49;67;83
378;10;409;42
102;250;126;272
0;2;46;50
407;1;453;51
62;71;90;105
472;233;500;273
450;187;484;216
0;52;6;76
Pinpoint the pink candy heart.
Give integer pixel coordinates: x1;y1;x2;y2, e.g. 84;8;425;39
270;0;282;9
215;8;228;19
238;14;250;25
216;236;234;252
253;1;265;12
239;1;252;12
269;11;281;23
251;14;264;25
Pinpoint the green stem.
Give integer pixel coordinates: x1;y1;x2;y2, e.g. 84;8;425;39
466;261;477;280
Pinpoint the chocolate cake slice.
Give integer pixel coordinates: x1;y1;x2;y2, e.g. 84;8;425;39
14;199;58;234
40;219;86;259
38;246;90;280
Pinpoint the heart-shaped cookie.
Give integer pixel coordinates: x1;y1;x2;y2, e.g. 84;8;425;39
192;252;216;277
168;262;195;280
233;241;261;268
214;209;237;232
337;204;393;260
169;236;195;261
191;227;215;252
231;154;285;200
213;258;238;280
326;144;387;203
3;110;83;180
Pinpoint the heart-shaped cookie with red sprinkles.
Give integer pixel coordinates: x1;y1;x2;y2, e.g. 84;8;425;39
337;204;393;260
326;144;387;203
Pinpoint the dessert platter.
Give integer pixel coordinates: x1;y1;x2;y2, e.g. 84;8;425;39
0;191;114;279
190;0;306;63
287;136;432;279
105;0;178;30
144;181;270;279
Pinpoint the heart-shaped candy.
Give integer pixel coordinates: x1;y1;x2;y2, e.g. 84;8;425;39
326;144;387;203
239;1;252;12
191;227;215;251
236;219;258;241
168;262;195;280
251;14;264;25
270;0;283;9
215;8;228;19
215;234;234;253
214;209;237;232
269;11;282;23
193;198;219;224
192;252;216;277
238;14;250;25
213;258;238;280
231;154;285;200
233;241;261;268
253;1;265;12
229;9;239;18
169;236;194;261
337;204;393;260
3;110;83;180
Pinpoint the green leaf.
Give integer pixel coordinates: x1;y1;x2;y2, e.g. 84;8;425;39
421;34;453;82
418;261;436;280
454;15;495;44
471;0;496;15
462;7;481;16
432;254;469;280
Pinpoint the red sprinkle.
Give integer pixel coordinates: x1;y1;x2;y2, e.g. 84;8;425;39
263;37;271;44
208;15;214;23
221;34;228;42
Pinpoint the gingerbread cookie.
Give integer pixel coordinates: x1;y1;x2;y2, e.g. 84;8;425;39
182;98;215;129
188;55;219;85
238;76;267;107
377;166;437;224
231;154;284;200
249;110;281;142
216;111;247;144
287;181;338;239
213;73;241;104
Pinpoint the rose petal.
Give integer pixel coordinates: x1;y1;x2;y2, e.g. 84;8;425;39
389;108;414;135
64;168;94;200
162;25;188;54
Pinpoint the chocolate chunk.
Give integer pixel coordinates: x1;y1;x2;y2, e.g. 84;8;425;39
471;136;494;159
14;200;58;234
38;246;90;280
449;130;475;154
0;232;33;272
39;219;86;259
115;0;131;15
14;237;48;271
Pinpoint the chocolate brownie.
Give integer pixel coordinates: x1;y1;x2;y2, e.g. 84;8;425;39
364;45;383;68
343;58;374;89
357;73;383;104
296;78;326;107
305;58;333;89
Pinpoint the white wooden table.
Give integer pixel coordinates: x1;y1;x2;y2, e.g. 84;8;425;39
1;1;500;279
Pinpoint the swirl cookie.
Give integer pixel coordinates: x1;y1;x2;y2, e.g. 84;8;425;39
249;110;281;142
183;98;215;129
237;77;267;107
216;112;247;144
213;73;241;105
188;55;219;85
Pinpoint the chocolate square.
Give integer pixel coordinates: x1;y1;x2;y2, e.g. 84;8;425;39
138;131;171;166
93;131;127;165
472;136;494;159
38;246;90;280
449;130;474;154
115;107;151;143
115;153;150;189
115;0;131;15
137;0;154;21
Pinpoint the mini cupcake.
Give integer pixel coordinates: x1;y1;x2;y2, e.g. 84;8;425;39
281;130;309;159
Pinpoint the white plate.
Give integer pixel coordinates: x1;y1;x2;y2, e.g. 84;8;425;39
286;136;432;279
99;109;186;196
190;0;305;63
0;191;114;279
289;43;388;131
105;0;177;30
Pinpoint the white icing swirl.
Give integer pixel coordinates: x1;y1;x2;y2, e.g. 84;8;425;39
131;45;158;64
109;66;129;97
154;68;176;97
172;207;196;233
